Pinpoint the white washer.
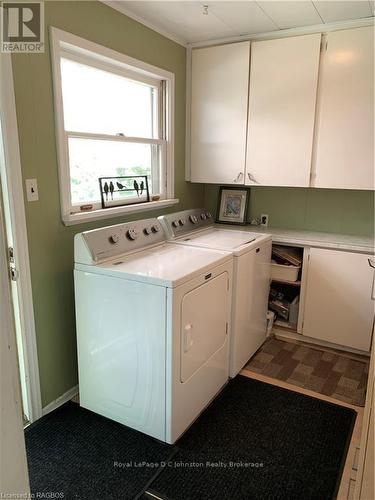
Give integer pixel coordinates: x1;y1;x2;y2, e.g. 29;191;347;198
74;218;233;444
158;209;272;377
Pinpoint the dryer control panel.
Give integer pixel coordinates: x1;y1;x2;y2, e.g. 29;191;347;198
75;218;165;264
158;209;213;239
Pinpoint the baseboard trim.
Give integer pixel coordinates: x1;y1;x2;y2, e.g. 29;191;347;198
42;385;79;416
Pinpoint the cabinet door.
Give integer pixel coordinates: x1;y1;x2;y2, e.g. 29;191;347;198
190;42;250;184
302;248;374;351
313;27;374;190
245;34;321;187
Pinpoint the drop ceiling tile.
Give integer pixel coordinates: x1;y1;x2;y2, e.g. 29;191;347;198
257;1;322;29
313;1;373;22
206;1;278;35
122;1;234;42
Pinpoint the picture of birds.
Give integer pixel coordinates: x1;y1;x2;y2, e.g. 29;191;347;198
100;176;149;208
133;179;139;197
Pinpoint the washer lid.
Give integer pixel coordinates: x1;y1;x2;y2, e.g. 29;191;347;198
75;243;232;288
176;228;269;256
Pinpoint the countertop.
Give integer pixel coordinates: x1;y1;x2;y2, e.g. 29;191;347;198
216;225;374;254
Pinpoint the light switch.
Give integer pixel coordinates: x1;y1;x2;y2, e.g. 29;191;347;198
25;178;39;202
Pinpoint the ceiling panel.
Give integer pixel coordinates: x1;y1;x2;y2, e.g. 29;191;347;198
313;1;373;23
122;1;234;42
206;1;278;35
257;1;322;29
115;1;374;44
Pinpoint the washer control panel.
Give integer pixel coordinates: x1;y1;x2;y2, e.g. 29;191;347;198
158;209;213;239
76;218;165;264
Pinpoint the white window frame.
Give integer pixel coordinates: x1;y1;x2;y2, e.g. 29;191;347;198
50;27;178;226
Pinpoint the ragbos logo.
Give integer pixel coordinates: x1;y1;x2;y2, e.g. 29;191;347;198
1;2;44;52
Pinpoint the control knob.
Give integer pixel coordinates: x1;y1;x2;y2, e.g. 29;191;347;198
109;233;120;244
189;215;198;224
143;227;152;235
126;228;138;241
179;219;185;226
206;211;211;219
172;220;179;228
200;213;207;220
151;225;160;233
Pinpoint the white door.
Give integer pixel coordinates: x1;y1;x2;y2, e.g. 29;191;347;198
302;248;374;351
0;188;30;496
190;42;250;184
180;272;228;382
245;34;321;187
0;53;41;423
313;27;374;190
230;241;272;377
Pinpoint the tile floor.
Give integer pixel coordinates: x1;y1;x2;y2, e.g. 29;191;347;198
245;337;369;406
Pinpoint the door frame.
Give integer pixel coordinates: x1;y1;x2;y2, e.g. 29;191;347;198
0;53;42;422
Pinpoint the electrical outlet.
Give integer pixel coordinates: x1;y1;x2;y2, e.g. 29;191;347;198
25;178;39;202
260;214;269;227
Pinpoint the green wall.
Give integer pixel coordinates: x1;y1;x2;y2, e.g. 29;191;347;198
204;185;375;237
12;1;203;407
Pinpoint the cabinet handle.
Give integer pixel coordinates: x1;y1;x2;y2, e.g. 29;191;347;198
368;258;375;269
232;172;242;183
247;172;259;184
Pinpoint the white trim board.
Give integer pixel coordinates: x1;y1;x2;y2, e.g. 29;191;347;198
42;385;79;416
187;17;374;48
0;53;42;423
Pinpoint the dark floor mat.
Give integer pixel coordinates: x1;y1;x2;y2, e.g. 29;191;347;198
25;402;174;500
148;376;356;500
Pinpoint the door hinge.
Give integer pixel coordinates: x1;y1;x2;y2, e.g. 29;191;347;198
10;267;19;281
8;246;14;263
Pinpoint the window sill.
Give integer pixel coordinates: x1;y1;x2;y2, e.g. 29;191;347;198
62;198;179;226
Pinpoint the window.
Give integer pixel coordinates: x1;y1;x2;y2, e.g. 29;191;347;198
50;28;177;224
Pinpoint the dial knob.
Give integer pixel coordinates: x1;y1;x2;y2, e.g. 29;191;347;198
172;220;179;228
151;225;159;233
200;213;207;220
109;233;120;244
143;227;152;235
189;215;198;224
179;219;185;226
206;211;211;219
126;228;138;240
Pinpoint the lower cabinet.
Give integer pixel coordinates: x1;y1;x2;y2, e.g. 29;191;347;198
302;248;374;352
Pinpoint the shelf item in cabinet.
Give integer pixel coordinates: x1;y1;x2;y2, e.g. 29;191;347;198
269;285;299;327
272;278;301;287
271;244;303;282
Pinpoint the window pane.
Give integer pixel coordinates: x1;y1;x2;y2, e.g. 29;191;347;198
61;58;158;138
68;138;161;205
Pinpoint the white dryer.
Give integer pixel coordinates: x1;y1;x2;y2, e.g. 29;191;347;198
74;218;233;444
158;209;272;377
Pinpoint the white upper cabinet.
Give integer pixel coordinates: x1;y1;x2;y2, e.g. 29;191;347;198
245;34;321;187
190;42;250;184
313;27;374;190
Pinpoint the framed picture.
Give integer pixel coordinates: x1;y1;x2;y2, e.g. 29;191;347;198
216;186;250;225
99;176;149;209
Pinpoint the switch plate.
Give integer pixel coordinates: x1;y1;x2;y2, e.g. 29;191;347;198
25;178;39;202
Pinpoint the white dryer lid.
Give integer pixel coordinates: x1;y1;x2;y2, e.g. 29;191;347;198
75;243;232;288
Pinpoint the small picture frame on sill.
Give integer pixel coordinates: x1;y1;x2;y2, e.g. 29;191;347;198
216;186;250;225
